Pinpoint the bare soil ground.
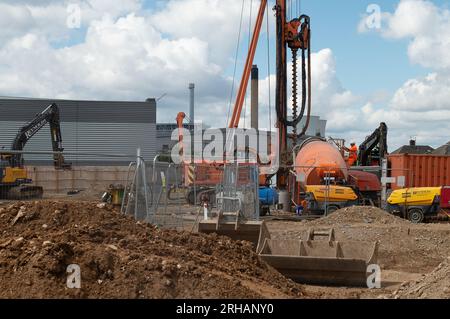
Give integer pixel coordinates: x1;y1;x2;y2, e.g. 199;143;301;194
0;200;305;299
267;206;450;299
393;257;450;299
1;199;448;299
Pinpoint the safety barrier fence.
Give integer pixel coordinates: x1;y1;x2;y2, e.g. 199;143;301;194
1;149;418;226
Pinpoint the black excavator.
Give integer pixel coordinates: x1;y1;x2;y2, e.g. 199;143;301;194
358;122;388;167
0;103;71;199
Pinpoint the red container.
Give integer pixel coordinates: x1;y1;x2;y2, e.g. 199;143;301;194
441;187;450;209
388;154;450;190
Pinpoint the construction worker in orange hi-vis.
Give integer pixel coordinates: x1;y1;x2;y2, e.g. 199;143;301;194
345;142;358;167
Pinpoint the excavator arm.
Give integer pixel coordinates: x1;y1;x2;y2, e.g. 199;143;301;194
10;103;71;170
357;122;388;166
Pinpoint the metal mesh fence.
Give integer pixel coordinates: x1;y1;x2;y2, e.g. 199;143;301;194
120;157;188;229
216;162;260;220
146;161;186;229
0;149;429;226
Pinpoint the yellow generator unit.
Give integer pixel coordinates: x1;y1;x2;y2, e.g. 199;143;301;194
305;185;359;215
386;187;445;223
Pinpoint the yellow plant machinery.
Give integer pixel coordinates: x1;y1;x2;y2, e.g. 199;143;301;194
387;187;450;223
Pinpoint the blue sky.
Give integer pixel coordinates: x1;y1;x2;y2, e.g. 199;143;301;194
301;0;449;95
303;0;418;93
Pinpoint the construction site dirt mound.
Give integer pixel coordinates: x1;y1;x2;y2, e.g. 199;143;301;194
307;206;410;226
393;257;450;299
0;200;304;299
267;206;450;298
269;206;450;274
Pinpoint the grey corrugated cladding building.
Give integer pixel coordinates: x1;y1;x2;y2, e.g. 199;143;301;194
0;98;156;165
156;123;195;153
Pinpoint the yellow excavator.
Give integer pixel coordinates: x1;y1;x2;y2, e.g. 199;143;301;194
0;103;71;199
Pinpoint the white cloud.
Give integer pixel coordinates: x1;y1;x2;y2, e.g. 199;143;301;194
354;0;450;150
359;0;450;69
381;1;450;148
0;4;34;42
289;48;360;115
391;72;450;110
0;0;362;135
1;0;449;152
0;0;143;43
235;48;363;133
151;0;260;66
383;0;441;39
0;13;226;100
0;1;238;130
168;0;450;150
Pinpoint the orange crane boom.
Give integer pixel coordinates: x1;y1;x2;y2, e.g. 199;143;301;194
229;0;268;129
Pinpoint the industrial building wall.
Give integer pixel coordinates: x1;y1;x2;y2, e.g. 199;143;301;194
0;98;157;165
26;165;131;195
156;134;178;154
156;124;179;154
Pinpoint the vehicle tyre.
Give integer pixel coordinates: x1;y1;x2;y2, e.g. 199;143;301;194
185;188;196;205
260;206;269;217
408;208;424;224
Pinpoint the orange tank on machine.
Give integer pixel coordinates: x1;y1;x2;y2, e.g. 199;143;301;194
294;140;349;186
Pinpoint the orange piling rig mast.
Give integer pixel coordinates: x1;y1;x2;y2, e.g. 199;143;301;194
176;0;312;204
229;0;311;188
229;0;268;129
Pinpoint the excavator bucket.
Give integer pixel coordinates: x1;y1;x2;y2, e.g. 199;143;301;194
259;228;379;286
198;212;269;252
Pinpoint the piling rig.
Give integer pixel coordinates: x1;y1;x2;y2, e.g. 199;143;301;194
176;0;312;202
274;4;312;187
180;1;380;284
